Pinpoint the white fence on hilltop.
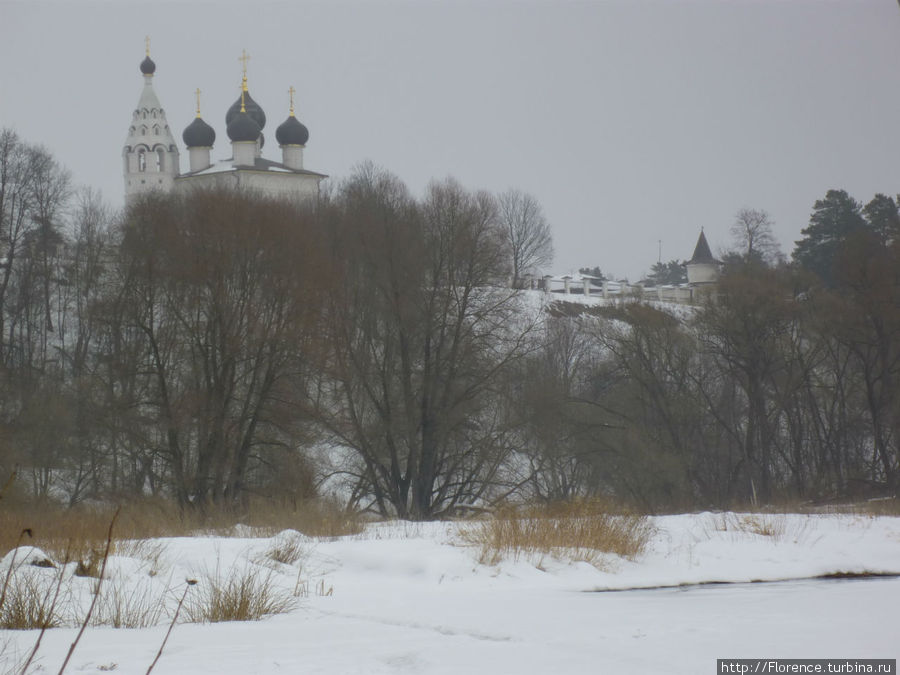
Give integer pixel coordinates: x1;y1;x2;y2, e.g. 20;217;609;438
520;275;709;305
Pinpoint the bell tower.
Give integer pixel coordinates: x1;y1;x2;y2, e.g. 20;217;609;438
123;38;180;206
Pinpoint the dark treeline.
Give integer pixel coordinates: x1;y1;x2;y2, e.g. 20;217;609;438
1;128;898;516
0;135;554;518
530;189;900;510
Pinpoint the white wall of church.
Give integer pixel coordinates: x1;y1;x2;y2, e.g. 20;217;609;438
173;171;320;203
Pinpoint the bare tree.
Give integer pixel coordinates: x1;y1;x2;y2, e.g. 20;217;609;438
0;129;42;365
730;207;782;266
509;315;606;502
0;130;74;497
694;266;798;504
498;188;554;287
55;189;117;502
314;167;541;519
587;304;717;509
827;233;900;491
113;189;327;507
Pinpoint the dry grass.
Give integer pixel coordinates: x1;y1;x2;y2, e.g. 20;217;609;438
74;548;105;578
0;568;66;630
0;495;362;559
185;563;295;623
707;512;787;538
292;576;334;599
844;497;900;516
460;500;653;568
0;565;169;631
112;539;168;577
0;492;346;637
92;576;169;629
704;512;817;545
0;499;172;563
732;514;786;538
265;533;309;566
718;494;900;517
231;498;364;539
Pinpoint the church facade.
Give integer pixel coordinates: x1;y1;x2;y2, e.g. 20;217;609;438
123;45;326;206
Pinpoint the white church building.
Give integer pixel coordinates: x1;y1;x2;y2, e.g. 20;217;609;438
123;45;326;206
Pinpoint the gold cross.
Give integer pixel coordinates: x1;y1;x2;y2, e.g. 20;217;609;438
239;49;250;77
195;88;202;117
288;86;296;116
145;36;151;57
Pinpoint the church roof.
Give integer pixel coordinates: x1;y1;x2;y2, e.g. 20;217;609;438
687;230;719;265
136;77;164;115
179;157;327;178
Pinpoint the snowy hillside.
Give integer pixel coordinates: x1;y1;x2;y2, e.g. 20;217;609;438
1;512;898;674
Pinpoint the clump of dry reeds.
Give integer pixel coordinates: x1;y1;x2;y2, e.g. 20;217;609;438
704;512;816;545
733;514;786;538
185;563;295;623
847;497;900;517
0;498;173;562
232;497;364;539
92;576;169;629
1;495;362;560
0;567;65;630
265;533;309;566
460;499;653;568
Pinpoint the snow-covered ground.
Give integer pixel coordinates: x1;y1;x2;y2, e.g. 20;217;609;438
2;512;898;674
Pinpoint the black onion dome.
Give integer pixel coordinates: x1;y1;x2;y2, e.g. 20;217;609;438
276;115;309;146
226;92;266;130
140;56;156;75
183;117;216;148
226;110;261;142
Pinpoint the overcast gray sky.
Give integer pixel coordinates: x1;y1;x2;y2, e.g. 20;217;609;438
2;0;899;280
